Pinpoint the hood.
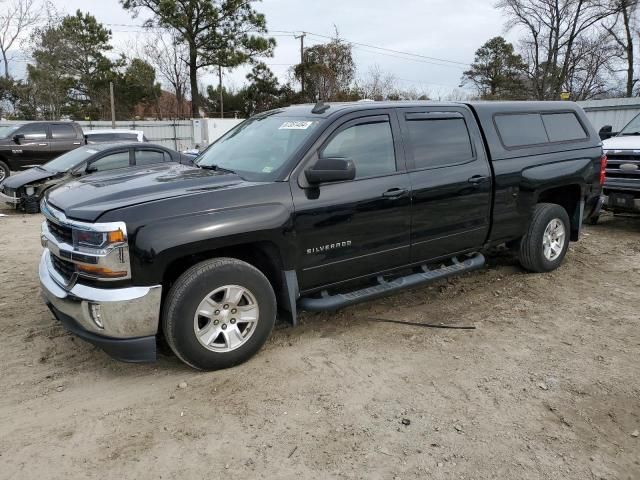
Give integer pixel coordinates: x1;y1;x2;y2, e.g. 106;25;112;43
46;163;251;222
1;167;58;190
602;135;640;151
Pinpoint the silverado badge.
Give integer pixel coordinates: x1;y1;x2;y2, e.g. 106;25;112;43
307;241;352;255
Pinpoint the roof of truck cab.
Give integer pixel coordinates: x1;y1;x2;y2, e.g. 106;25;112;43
271;100;591;118
273;100;600;162
272;101;463;118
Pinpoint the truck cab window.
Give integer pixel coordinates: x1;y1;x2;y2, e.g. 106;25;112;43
51;124;76;139
321;120;396;179
19;124;47;140
405;118;473;169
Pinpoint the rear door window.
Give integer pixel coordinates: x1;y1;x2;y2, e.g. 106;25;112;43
404;116;474;169
51;124;77;139
542;113;587;142
494;114;549;148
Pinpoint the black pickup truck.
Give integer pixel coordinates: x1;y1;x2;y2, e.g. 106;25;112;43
39;101;604;370
0;122;85;181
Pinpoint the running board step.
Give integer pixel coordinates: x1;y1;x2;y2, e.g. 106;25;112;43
298;253;486;312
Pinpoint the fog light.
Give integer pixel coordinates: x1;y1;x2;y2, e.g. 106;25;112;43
89;303;104;329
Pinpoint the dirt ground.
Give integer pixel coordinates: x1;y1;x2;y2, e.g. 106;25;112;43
0;208;638;480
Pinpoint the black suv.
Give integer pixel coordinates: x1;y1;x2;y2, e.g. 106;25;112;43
0;122;85;181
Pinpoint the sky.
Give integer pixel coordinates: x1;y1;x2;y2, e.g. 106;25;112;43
12;0;519;97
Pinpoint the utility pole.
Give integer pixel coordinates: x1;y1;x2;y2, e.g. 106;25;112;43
109;81;116;128
294;32;306;97
218;65;224;119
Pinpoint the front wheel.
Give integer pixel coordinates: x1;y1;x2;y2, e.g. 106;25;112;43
162;258;276;370
519;203;570;273
0;160;9;182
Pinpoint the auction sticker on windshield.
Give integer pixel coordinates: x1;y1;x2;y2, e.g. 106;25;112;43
279;121;315;130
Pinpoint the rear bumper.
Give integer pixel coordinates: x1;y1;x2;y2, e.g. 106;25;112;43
39;251;162;362
602;193;640;212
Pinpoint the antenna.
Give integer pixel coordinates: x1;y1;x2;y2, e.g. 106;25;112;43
311;100;330;114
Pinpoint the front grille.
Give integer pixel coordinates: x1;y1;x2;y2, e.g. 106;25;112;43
47;220;73;245
51;254;76;282
605;153;640;184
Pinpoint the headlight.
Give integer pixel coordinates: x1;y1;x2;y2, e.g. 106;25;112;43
25;186;35;196
73;228;126;249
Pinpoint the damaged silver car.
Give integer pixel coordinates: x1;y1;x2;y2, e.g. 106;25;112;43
0;142;192;213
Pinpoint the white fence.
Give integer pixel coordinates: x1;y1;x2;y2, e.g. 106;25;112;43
577;98;640;132
79;118;243;151
79;120;194;151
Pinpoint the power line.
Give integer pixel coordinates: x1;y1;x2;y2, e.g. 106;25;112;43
272;29;470;67
103;23;471;69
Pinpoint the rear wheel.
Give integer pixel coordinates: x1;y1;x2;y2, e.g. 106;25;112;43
162;257;276;370
519;203;570;273
0;160;9;182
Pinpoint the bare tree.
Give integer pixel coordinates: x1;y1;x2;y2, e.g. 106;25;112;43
355;64;397;100
141;30;190;118
497;0;616;99
604;0;638;96
563;31;619;98
0;0;41;78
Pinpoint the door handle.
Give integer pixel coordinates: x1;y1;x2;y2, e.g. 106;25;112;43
382;188;409;199
39;143;48;146
468;175;489;185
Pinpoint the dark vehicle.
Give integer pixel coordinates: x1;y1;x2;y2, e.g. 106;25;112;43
596;113;640;221
0;122;85;181
1;142;191;213
39;101;604;370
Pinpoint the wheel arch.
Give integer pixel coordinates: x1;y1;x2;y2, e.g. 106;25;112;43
161;240;288;313
536;184;582;240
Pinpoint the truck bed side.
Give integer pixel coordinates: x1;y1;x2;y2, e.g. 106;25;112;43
465;101;603;244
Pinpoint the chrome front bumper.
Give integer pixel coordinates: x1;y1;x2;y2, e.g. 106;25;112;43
39;250;162;339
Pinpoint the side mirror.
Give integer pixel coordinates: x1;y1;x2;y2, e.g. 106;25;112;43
599;125;614;140
13;134;24;144
305;157;356;184
85;165;98;174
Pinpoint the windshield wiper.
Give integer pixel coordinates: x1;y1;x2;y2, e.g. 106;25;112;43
621;131;640;136
198;164;236;174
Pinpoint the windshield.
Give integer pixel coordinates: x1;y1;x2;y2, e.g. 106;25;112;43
618;113;640;136
196;114;322;180
0;124;22;139
44;147;99;173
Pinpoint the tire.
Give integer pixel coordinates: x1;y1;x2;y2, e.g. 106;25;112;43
519;203;570;273
24;196;40;214
162;257;276;371
0;160;9;182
